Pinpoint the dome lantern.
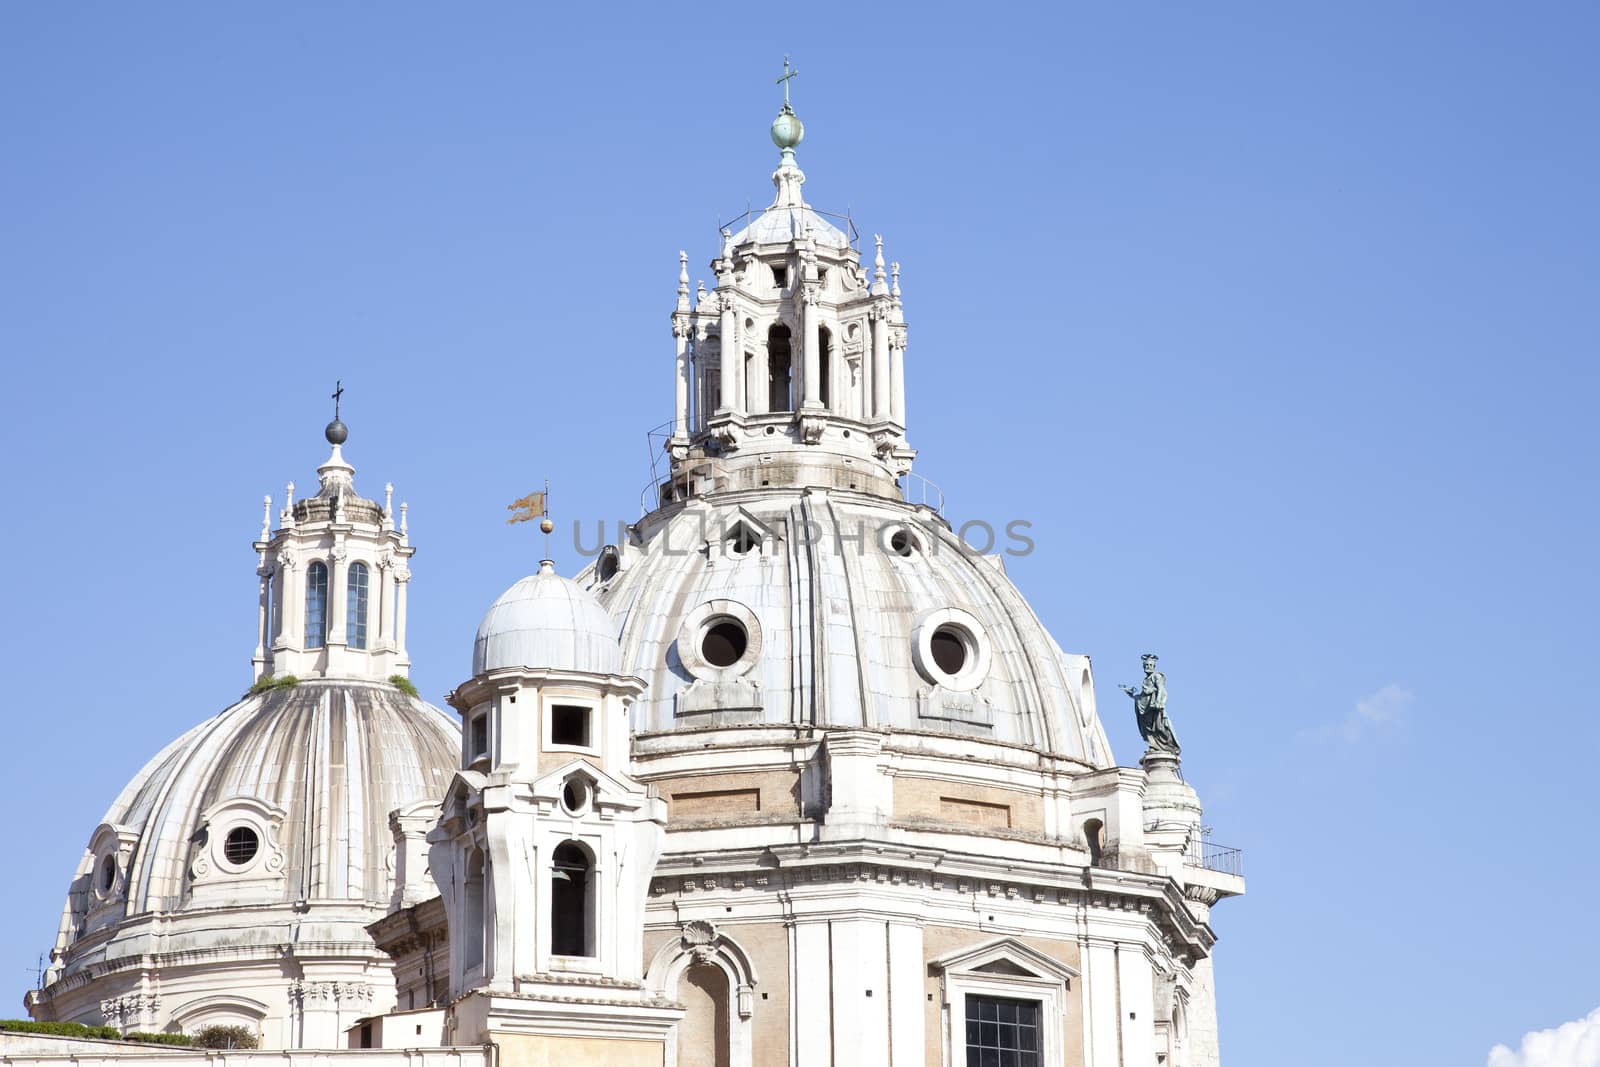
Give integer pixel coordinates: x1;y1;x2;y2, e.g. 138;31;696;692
251;390;415;683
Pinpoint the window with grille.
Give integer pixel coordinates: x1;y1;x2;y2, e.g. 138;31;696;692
964;995;1041;1067
305;561;329;649
346;561;369;649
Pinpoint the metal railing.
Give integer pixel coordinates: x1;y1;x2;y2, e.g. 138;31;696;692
897;472;945;514
1186;836;1244;877
716;205;861;249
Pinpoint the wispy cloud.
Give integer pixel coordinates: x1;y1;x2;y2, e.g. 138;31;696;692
1487;1006;1600;1067
1302;683;1413;743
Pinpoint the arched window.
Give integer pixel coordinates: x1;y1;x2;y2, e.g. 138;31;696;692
767;325;792;412
305;561;329;649
818;325;832;408
346;562;369;650
551;841;594;957
463;848;485;975
1083;819;1105;866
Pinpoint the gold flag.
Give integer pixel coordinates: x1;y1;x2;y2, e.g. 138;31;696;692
506;491;547;525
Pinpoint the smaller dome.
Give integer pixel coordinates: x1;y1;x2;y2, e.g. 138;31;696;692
473;560;621;676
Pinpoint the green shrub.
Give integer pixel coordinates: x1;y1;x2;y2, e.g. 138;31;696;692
125;1031;193;1046
194;1024;259;1050
0;1019;121;1040
247;674;300;696
389;674;419;698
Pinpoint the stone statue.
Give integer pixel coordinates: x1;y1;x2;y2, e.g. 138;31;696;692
1119;653;1181;756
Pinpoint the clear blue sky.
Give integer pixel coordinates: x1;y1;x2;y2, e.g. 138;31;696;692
2;5;1595;1065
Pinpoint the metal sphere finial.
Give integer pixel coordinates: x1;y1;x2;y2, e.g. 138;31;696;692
325;379;348;445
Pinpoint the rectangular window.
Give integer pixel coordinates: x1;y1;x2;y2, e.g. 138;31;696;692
965;995;1041;1067
469;715;488;760
550;704;591;748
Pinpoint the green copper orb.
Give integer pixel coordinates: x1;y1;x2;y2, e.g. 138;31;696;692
771;105;804;150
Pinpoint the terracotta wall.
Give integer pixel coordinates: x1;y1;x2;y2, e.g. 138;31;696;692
892;776;1046;833
494;1033;663;1067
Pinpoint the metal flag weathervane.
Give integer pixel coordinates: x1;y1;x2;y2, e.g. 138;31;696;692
507;479;554;556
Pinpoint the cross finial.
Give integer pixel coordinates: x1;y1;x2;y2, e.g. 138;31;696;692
777;55;799;106
331;379;344;420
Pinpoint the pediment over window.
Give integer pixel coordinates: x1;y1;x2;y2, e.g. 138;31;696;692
530;758;646;817
928;937;1080;984
708;506;781;561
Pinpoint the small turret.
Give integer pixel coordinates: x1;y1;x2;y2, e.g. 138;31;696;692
251;390;414;682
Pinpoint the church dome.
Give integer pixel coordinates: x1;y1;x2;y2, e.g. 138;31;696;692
473;560;621;676
35;678;458;1032
583;494;1112;766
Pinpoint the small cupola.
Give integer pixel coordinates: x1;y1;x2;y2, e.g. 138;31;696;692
251;391;414;683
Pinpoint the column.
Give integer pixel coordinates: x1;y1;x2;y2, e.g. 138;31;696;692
872;308;890;419
718;294;740;414
1083;939;1120;1067
673;320;691;439
326;546;348;648
890;330;906;427
802;285;821;408
254;572;270;662
1118;944;1156;1067
394;566;411;663
830;918;889;1066
887;921;927;1067
792;922;833;1065
277;554;300;646
378;558;396;649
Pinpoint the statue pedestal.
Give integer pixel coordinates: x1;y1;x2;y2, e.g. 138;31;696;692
1141;748;1203;829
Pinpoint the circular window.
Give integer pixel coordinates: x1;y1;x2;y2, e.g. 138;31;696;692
561;777;590;815
702;619;748;667
912;608;992;692
889;529;915;557
930;626;969;674
98;854;117;894
223;826;260;866
677;599;762;680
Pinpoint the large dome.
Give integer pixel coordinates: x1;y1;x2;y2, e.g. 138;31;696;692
32;678;459;1038
582;491;1112;766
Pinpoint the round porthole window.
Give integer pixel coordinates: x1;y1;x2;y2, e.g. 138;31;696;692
677;599;763;680
223;826;260;866
98;854;117;895
561;776;591;815
930;625;970;674
889;529;915;557
702;618;748;667
912;608;992;692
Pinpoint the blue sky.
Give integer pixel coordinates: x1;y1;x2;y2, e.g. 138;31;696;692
2;5;1596;1065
